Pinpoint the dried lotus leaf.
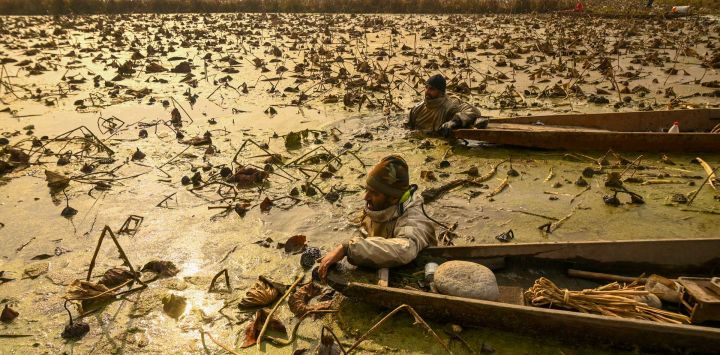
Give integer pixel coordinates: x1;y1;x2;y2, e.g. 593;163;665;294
45;170;70;189
99;267;137;288
1;304;19;323
61;321;90;339
280;235;306;254
162;293;187;319
141;260;179;277
65;280;112;301
288;282;333;317
241;308;286;348
239;279;279;308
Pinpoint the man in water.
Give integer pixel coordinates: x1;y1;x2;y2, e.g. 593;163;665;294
318;155;436;278
407;74;486;137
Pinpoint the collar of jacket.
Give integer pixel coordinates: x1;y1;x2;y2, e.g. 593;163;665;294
363;185;417;223
424;95;448;109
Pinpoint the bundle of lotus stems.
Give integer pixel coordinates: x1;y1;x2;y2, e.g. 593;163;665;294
525;277;690;324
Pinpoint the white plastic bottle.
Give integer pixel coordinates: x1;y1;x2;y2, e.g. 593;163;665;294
668;121;680;133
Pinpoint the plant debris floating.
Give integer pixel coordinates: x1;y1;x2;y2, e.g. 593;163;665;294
45;170;70;189
162;293;187;319
1;304;19;323
61;321;90;340
226;166;269;187
259;197;273;212
241;308;286;348
240;278;279;308
99;267;138;288
140;260;180;277
288;282;334;317
279;235;307;254
131;148;146;161
300;247;322;269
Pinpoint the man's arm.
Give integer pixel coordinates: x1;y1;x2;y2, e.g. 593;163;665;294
407;104;419;129
318;244;346;279
318;201;436;277
344;235;422;268
452;100;482;128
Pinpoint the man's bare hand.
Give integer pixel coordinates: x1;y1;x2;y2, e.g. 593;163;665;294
317;244;346;280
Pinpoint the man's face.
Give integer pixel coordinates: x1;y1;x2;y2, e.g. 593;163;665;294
364;186;395;211
425;85;443;100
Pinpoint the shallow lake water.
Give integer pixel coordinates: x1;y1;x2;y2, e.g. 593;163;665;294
0;12;718;354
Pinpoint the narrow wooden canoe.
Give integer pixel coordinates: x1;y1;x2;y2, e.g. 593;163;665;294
454;109;720;152
327;238;720;353
554;10;689;20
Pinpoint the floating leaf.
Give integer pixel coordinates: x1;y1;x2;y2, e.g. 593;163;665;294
61;321;90;339
253;237;273;248
65;280;113;302
171;61;192;74
1;305;19;323
288;282;333;317
45;170;70;189
162;293;187;319
131;148;146;161
99;267;137;288
145;62;167;74
279;235;306;254
31;253;54;260
260;197;273;212
0;270;14;284
226;167;268;187
23;262;49;279
241;308;286;348
141;260;180;277
239;279;279;308
61;206;78;218
284;131;302;150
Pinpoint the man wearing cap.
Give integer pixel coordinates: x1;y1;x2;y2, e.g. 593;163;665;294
408;74;485;137
318;155;436;278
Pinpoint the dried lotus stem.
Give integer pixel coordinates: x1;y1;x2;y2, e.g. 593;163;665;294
486;177;509;199
208;269;231;293
525;277;690;324
256;274;304;350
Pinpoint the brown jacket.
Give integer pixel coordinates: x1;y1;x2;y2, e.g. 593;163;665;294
408;95;482;131
345;192;436;268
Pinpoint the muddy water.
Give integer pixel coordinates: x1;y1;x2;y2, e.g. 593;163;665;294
1;13;719;354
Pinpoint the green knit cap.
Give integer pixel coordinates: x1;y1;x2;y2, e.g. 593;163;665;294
366;155;410;198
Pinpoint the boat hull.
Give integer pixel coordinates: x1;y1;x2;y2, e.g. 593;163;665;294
454;109;720;152
338;281;720;353
453;129;720;152
329;238;720;352
489;109;720;132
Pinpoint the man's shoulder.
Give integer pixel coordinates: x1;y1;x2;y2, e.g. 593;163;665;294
402;194;428;217
445;95;465;105
410;101;426;112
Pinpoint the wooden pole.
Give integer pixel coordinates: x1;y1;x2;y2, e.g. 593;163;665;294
567;269;647;284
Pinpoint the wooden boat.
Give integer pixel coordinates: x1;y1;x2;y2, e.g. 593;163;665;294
453;108;720;152
554;10;690;20
327;238;720;353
